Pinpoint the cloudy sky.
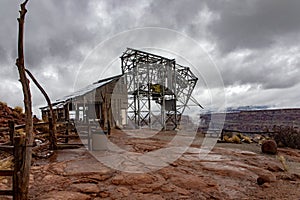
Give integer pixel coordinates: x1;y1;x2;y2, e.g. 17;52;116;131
0;0;300;117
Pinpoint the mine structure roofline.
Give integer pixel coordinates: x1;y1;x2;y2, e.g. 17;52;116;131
39;74;123;110
93;74;123;84
120;48;198;82
121;48;176;63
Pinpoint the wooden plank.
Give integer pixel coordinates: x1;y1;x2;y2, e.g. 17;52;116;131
15;121;51;130
57;143;83;149
0;127;9;132
57;135;79;139
0;145;14;154
0;190;13;196
57;143;84;146
14;124;25;130
0;170;13;176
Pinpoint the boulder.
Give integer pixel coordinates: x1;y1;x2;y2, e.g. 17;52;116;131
261;140;277;154
257;173;276;185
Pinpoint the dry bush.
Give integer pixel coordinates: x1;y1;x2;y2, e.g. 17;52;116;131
0;101;7;107
0;156;13;170
224;135;232;143
36;125;49;133
231;135;241;144
236;132;243;139
12;110;20;118
224;131;233;138
14;106;23;114
277;155;288;171
273;126;300;149
241;136;252;143
223;135;242;144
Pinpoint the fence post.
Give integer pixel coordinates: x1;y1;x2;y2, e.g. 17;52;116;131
88;123;91;150
13;136;25;200
65;120;69;144
8;121;15;146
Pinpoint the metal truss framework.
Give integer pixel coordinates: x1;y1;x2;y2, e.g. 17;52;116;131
121;48;198;130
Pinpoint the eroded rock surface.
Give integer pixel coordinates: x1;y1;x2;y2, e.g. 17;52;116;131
26;131;300;200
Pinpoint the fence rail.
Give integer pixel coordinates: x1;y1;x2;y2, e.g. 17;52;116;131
0;121;25;199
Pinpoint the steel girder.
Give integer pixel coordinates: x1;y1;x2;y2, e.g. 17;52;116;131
121;48;198;130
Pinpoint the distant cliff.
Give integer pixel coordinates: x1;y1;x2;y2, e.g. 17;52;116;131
200;108;300;133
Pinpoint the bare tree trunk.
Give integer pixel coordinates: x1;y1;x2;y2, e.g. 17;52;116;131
15;0;32;199
25;69;58;150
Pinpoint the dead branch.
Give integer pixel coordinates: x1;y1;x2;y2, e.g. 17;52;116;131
25;69;58;150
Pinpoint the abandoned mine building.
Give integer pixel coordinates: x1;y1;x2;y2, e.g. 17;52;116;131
40;48;201;131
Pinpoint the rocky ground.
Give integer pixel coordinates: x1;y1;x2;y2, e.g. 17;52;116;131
0;102;26;127
0;102;299;199
1;129;299;200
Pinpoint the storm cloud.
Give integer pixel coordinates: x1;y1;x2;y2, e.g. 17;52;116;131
0;0;299;116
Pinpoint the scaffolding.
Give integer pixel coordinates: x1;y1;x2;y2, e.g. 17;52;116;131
121;48;199;130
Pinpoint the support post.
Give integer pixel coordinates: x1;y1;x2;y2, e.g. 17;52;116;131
65;120;69;144
88;123;91;150
13;136;26;200
8;121;15;146
15;1;33;199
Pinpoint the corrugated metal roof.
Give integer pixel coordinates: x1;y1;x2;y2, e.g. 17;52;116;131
57;78;118;103
40;75;122;110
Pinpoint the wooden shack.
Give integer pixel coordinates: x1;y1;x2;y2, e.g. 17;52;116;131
40;75;128;129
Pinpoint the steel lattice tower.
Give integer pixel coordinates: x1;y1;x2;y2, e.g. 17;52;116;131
121;48;198;130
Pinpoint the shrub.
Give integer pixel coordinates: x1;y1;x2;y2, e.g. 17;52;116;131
273;126;300;149
14;106;23;114
0;101;7;110
236;132;243;139
36;125;49;133
231;135;241;144
0;101;7;107
224;135;232;143
12;111;20;118
277;155;288;171
242;136;252;143
224;131;233;138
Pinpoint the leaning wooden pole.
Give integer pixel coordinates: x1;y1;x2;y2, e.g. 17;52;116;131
15;0;33;199
25;69;58;150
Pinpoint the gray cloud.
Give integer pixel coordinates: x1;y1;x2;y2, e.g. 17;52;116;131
0;0;299;116
0;46;8;65
206;0;300;53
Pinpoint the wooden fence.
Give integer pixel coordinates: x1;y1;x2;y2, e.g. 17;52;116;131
0;121;26;199
0;120;56;199
0;120;108;198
